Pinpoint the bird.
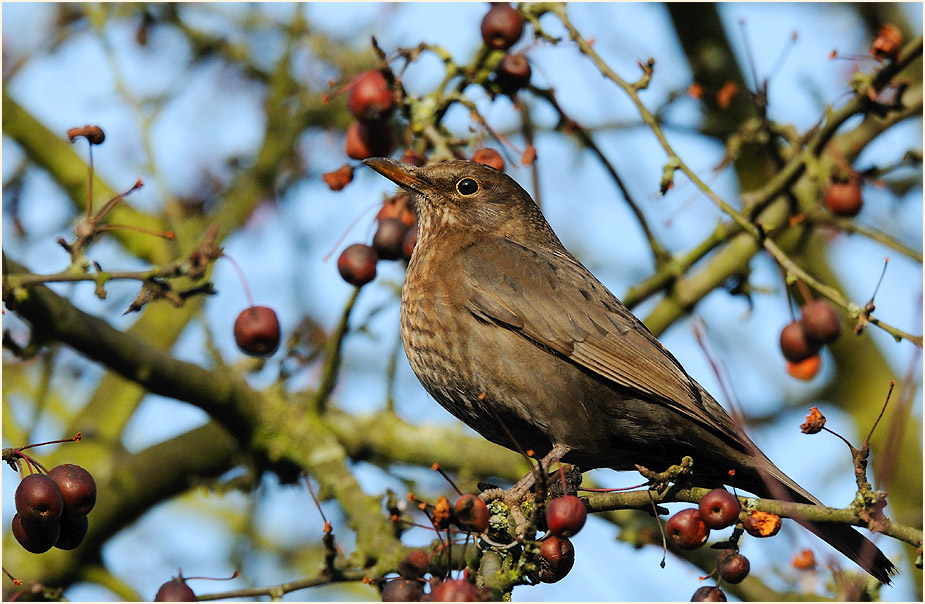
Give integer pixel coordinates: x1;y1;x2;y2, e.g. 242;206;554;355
363;157;896;584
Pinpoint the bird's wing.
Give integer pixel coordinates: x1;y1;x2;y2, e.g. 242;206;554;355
457;237;729;436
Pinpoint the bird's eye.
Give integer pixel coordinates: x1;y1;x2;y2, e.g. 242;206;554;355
456;178;480;196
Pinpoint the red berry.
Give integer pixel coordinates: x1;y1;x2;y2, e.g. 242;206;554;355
402;225;418;261
398;549;431;579
429;578;478;602
691;586;727;602
382;578;424;602
533;535;575;583
779;321;818;363
55;514;89;550
47;464;97;517
800;300;841;345
373;218;409;261
698;488;740;529
12;513;60;554
233;306;281;357
824;174;863;217
480;4;524;50
666;508;710;550
155;579;198;602
338;243;378;286
546;495;587;537
718;550;750;584
348;71;396;122
15;473;64;524
454;494;489;533
345;120;395;160
495;53;531;94
472;148;504;171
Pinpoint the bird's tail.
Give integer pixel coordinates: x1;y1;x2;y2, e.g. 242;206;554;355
792;515;896;584
740;451;896;585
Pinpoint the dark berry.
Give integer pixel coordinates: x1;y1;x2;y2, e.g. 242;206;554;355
12;513;61;554
345;120;395;160
454;494;489;533
348;71;396;122
495;53;531;94
472;148;504;171
480;4;524;50
47;464;97;517
779;321;818;363
338;243;378;286
67;125;105;145
15;473;64;524
691;586;727;602
800;300;841;345
382;578;424;602
373;218;409;261
546;495;587;537
155;579;198;602
718;551;750;584
402;225;418;261
429;578;478;602
698;488;740;529
55;514;89;550
533;535;575;583
233;306;281;357
398;549;431;579
824;174;863;217
666;508;710;550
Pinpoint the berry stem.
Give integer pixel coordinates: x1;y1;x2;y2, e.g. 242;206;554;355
18;433;82;451
86;145;94;221
96;224;175;239
222;253;255;308
795;279;814;305
432;463;463;496
864;381;894;445
322;199;384;262
301;471;330;526
2;567;23;586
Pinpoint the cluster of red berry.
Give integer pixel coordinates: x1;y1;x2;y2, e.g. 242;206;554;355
325;3;529;292
664;488;756;601
481;4;531;95
345;70;398;161
11;462;96;554
380;489;588;601
337;2;530;167
335;146;504;289
779;299;841;380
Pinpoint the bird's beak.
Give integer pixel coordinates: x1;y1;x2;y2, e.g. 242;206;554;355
363;158;434;197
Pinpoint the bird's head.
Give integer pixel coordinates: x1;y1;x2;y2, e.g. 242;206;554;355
364;158;560;249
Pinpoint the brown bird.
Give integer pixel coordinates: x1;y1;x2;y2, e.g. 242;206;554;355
364;157;895;584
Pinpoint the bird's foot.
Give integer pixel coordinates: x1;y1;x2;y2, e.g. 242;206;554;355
479;444;571;539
